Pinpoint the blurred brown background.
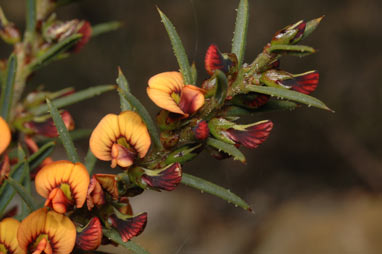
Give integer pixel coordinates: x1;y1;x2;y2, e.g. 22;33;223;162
2;0;382;253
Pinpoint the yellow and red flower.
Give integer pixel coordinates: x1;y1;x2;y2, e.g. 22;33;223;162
89;111;151;168
108;211;147;242
86;175;106;210
17;207;76;254
0;117;11;155
141;163;182;191
35;160;90;213
0;217;23;254
147;72;205;117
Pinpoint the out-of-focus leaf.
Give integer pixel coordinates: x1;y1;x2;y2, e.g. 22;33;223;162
231;0;249;67
102;228;150;254
47;98;80;163
214;70;228;107
181;173;252;211
84;149;97;174
116;68;132;111
206;137;246;163
0;54;17;120
91;21;122;37
119;90;163;150
268;44;315;57
29;34;82;71
28;141;55;170
26;0;36;33
31;85;115;115
245;85;332;111
191;62;197;84
157;8;194;85
0;141;54;217
222;100;298;117
6;177;37;213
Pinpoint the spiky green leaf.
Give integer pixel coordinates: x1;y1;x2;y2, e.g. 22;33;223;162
231;0;249;67
157;8;194;84
84;149;97;174
268;44;315;57
102;229;150;254
6;177;37;213
91;21;122;37
31;85;115;115
245;85;332;111
0;54;17;120
116;68;132;111
46;98;80;162
207;137;246;163
181;173;251;211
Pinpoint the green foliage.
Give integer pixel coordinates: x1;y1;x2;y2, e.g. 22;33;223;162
181;173;251;211
0;54;17;120
157;8;194;85
232;0;249;67
102;229;150;254
47;98;80;163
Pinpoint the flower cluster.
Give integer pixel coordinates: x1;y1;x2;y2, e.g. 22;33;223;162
0;0;328;252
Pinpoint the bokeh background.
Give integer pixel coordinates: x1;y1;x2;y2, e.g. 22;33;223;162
1;0;382;253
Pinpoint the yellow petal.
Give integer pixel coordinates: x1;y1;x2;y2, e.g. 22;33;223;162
0;117;11;155
147;71;185;114
18;208;76;254
118;111;151;158
89;114;120;161
35;160;90;210
0;218;22;254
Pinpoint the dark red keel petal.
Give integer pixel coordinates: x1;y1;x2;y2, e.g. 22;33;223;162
76;217;103;251
193;120;209;140
226;120;273;149
142;163;182;191
205;44;232;75
282;71;319;95
110;213;147;242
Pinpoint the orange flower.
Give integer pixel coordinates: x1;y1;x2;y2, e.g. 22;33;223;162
0;217;23;254
76;217;102;251
17;207;76;254
147;72;205;117
35;160;90;213
89;111;151;168
0;117;11;155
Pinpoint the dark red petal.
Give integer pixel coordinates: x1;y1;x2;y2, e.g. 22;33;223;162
283;71;319;95
226;120;273;149
72;21;92;52
193;120;209;140
291;21;306;43
76;217;103;251
142;163;182;191
205;44;232;75
110;213;147;242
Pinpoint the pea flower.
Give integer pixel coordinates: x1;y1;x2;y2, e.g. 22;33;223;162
35;160;90;214
209;118;273;149
0;116;11;155
204;44;237;75
147;72;205;117
17;208;76;254
0;217;23;254
89;111;151;168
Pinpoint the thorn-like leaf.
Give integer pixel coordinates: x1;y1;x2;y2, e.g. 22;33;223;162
181;173;252;211
0;54;17;120
84;149;97;175
301;16;324;41
245;85;333;112
207;137;246;163
214;70;228;107
116;68;132;111
28;34;82;71
46;98;80;162
268;44;316;57
26;0;36;33
31;85;115;115
231;0;249;67
6;177;37;213
102;228;150;254
157;8;194;85
91;21;122;37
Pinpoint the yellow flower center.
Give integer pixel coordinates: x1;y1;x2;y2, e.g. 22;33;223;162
171;92;181;104
60;183;73;201
0;243;8;253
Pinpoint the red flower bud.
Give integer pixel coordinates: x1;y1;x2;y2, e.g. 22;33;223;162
141;163;182;191
193;120;209;140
